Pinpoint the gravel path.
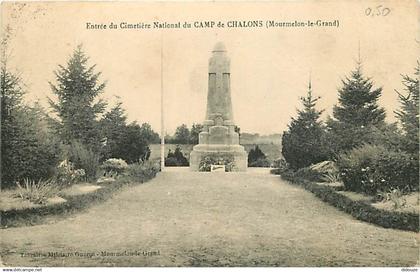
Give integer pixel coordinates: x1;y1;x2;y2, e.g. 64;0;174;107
1;171;418;266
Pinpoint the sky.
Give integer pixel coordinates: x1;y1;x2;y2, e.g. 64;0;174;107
1;1;419;135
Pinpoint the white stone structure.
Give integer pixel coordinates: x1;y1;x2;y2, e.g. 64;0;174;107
190;42;247;171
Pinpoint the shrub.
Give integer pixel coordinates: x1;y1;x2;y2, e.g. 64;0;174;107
199;154;235;172
271;158;290;175
270;168;281;175
123;160;160;182
273;158;284;168
309;161;341;183
1;111;61;188
294;167;323;181
248;157;271;167
377;188;407;210
321;172;342;183
164;157;179;167
15;178;59;205
337;144;419;195
66;141;99;180
55;159;86;187
165;146;189;166
309;161;338;175
101;158;128;177
248;145;266;166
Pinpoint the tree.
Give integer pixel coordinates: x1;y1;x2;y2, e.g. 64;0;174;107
99;101;127;160
1;63;32;186
1;27;59;187
48;45;106;152
164;134;174;144
100;104;152;163
282;83;330;170
395;62;419;156
327;64;386;153
113;122;150;164
139;122;160;144
190;123;203;144
173;124;190;144
248;145;271;167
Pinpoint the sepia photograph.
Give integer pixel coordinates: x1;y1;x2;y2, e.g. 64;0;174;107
0;0;419;269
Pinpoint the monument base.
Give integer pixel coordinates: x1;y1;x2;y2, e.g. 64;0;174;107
190;144;247;172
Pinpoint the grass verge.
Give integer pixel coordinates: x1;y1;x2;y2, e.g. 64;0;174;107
280;172;419;232
1;163;159;228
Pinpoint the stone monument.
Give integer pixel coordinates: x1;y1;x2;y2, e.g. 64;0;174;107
190;42;247;171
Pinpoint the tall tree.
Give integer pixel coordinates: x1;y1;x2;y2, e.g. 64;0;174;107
173;124;190;144
327;64;386;153
139;122;160;144
1;27;59;186
114;122;150;163
49;45;106;152
190;123;203;144
395;62;419;156
282;82;330;169
100;101;127;159
1;57;29;186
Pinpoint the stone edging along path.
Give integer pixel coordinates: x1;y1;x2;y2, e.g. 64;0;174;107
1;173;158;228
281;174;419;232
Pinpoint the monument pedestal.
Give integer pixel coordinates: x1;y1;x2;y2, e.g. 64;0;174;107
190;119;247;172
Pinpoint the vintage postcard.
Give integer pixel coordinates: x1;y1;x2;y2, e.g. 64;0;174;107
0;0;419;269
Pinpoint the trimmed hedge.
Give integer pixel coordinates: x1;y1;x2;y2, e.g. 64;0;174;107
281;172;419;232
1;163;159;228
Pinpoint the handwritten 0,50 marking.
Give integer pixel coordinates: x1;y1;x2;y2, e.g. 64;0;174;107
365;5;391;17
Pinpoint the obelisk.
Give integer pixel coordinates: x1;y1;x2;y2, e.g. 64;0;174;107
190;42;247;171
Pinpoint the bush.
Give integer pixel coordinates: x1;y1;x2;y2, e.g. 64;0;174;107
15;178;59;205
337;144;419;195
377;188;407;210
123;160;160;182
309;161;338;175
1;112;61;188
321;172;342;183
164;157;179;167
66;141;99;180
165;146;189;166
101;158;128;177
294;167;323;181
248;158;271;167
55;159;86;187
309;161;341;183
248;145;266;165
199;154;235;172
270;158;290;175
